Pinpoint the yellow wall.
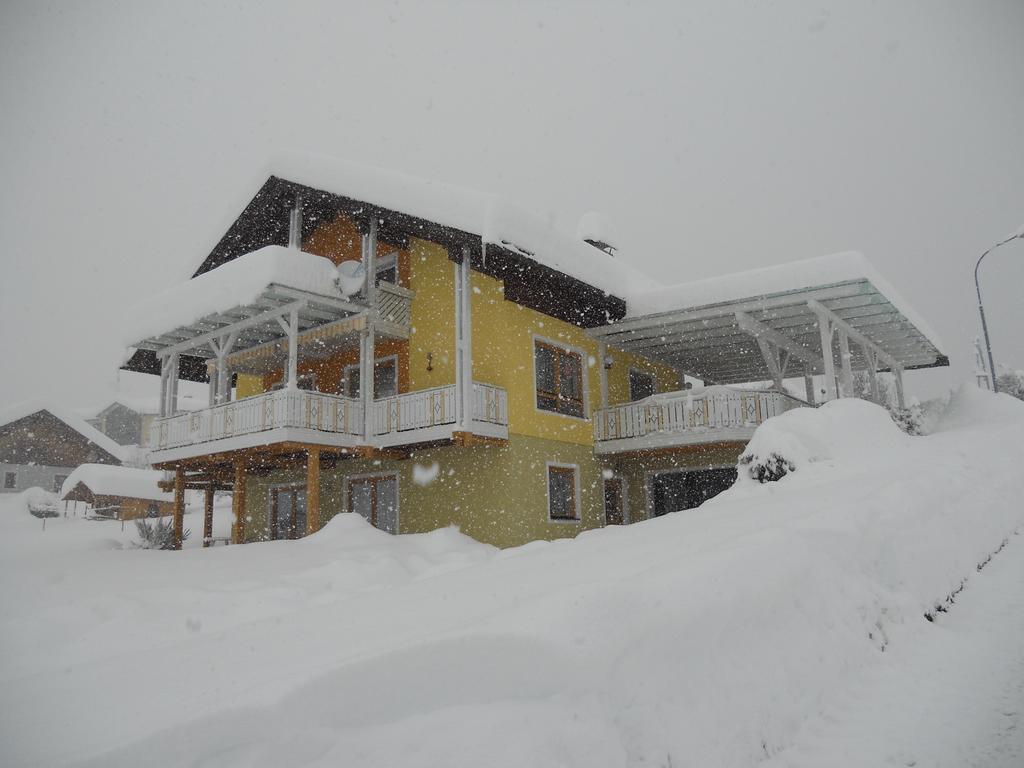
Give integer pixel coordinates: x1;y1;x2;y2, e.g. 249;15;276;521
407;238;456;391
470;269;680;446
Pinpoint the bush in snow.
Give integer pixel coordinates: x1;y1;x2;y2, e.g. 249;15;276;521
888;401;925;436
995;371;1024;401
738;451;796;483
134;517;188;550
25;488;60;518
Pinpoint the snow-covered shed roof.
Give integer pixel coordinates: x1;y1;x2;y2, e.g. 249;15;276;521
126;245;364;360
593;252;948;385
60;464;171;503
0;401;127;464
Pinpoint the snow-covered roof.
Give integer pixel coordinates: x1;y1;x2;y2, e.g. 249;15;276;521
593;251;947;385
60;464;170;502
126;245;361;355
0;401;127;463
260;152;658;299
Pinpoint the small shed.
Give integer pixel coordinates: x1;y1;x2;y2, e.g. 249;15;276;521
60;465;173;520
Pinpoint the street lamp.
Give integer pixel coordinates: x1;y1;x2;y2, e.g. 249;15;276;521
975;229;1024;393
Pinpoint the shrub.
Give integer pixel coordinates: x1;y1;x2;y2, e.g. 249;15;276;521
738;451;796;483
134;517;189;550
889;402;925;435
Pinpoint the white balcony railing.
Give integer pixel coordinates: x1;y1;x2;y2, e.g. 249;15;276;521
150;382;509;452
151;389;363;451
593;388;792;444
371;382;509;436
377;282;413;329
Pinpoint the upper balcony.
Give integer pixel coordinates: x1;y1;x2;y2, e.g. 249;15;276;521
593;387;798;454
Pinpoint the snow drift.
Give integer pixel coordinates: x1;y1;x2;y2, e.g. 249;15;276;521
1;393;1023;767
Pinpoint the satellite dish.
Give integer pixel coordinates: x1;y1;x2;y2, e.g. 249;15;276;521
335;260;367;297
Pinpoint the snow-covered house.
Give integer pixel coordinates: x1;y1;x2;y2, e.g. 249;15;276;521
60;464;174;520
0;403;126;494
120;154;947;548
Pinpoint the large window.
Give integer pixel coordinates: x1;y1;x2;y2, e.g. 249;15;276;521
4;471;16;489
535;340;584;417
629;369;656;402
547;464;580;521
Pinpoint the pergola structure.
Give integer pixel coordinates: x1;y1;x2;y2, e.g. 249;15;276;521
590;275;948;407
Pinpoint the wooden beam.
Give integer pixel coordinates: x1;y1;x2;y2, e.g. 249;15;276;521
306;447;320;536
172;467;185;550
203;487;214;548
735;311;821;368
232;459;246;544
807;299;901;371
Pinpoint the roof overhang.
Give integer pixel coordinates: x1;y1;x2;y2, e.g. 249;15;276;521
128;283;367;363
590;278;948;384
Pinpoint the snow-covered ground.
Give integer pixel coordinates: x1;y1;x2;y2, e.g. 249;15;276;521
1;387;1022;767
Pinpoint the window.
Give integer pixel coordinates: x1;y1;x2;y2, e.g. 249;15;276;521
535;340;584;417
343;357;398;399
629;369;656;401
53;474;68;494
547;464;579;521
4;471;16;489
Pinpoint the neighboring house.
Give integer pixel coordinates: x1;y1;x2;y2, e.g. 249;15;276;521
121;154;948;549
0;403;125;494
60;464;173;520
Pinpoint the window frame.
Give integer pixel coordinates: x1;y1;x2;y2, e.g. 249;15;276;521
375;252;400;287
3;471;17;489
546;462;581;523
533;336;589;420
628;367;657;402
342;355;399;400
344;471;400;533
53;474;68;494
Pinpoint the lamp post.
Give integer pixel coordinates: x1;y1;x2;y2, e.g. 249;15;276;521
975;230;1023;393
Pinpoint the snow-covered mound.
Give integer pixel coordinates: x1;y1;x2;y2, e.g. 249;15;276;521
933;382;1024;433
738;397;909;482
1;391;1022;767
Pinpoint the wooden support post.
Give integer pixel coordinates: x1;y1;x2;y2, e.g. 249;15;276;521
232;459;246;544
172;466;185;550
365;217;378;308
203;487;214;548
838;330;854;397
456;245;474;428
361;324;376;441
894;364;906;409
306;447;320;536
864;346;880;404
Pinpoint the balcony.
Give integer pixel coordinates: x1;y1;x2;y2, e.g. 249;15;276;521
592;387;797;454
149;382;508;462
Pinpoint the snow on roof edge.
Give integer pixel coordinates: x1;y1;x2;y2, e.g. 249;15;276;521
60;464;171;502
0;401;127;463
624;251;946;355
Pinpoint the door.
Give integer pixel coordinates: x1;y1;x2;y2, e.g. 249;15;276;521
347;474;398;534
603;478;625;525
270;486;307;540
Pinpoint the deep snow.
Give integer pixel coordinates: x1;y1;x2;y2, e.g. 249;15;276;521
1;388;1022;767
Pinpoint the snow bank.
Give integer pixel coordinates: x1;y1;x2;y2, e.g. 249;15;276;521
1;392;1023;767
738;397;910;482
933;382;1024;433
125;245;345;347
60;464;171;502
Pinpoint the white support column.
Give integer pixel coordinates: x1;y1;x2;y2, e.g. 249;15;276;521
803;366;816;405
361;324;376;441
207;361;217;407
168;353;180;415
755;337;784;390
598;342;609;409
286;308;299;390
894;364;906;408
456;246;474;429
864;345;880;404
159;355;170;417
814;310;838;401
838;330;854;398
364;217;378;308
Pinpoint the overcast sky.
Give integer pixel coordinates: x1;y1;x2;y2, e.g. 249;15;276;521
1;0;1021;410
